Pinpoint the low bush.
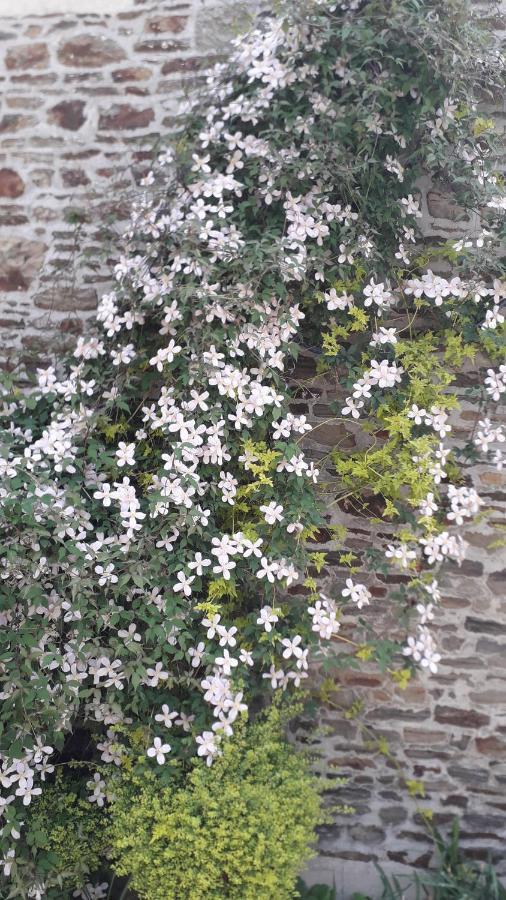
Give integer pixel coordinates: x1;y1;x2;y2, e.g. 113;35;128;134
20;778;109;899
108;707;323;900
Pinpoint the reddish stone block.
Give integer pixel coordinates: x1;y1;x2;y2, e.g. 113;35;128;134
98;104;154;130
0;168;24;198
145;15;188;34
126;87;149;97
58;35;125;68
475;735;506;758
112;66;152;82
34;287;97;312
0;114;36;133
161;57;210;75
0;209;28;226
133;39;187;54
48;100;86;131
434;706;490;729
5;43;48;70
427;189;469;221
59;318;83;335
0;239;46;291
61;169;90;187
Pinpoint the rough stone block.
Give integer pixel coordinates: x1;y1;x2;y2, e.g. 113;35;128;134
112;66;152;82
434;706;490;729
145;15;188;34
5;43;49;70
48;100;86;131
0;168;24;197
0;239;46;291
427;189;470;221
58;35;125;67
98;103;154;130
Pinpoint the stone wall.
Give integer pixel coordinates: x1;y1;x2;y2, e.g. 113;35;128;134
0;0;254;373
298;354;506;896
0;1;505;898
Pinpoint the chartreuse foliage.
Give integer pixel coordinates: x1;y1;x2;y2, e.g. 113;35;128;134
107;708;323;900
21;779;108;897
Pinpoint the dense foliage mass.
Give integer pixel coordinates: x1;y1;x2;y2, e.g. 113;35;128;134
0;0;504;895
108;707;322;900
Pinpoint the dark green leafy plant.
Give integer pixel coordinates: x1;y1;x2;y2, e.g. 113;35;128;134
376;820;506;899
296;878;336;899
0;0;504;895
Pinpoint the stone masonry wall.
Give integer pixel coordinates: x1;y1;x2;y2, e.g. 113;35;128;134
298;355;506;897
0;0;255;374
0;1;505;898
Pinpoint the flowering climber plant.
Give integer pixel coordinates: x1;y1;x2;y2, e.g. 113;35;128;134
0;0;504;894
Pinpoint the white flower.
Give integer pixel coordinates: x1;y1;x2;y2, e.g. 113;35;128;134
447;485;482;525
342;397;364;419
173;571;195;597
341;578;371;609
260;501;284;525
95;564;117;586
256;557;279;583
256;606;279;632
424;579;441;602
370;327;397;346
188;642;206;667
367;359;404;389
217;625;238;647
202;613;221;638
400;193;422;217
408;404;427;425
324;288;354;311
155;704;178;728
484;366;506;401
418;493;438;517
416;603;435;625
239;648;254;666
223;691;247;722
419;531;467;566
262;664;286;689
363;278;395;312
218;471;238;505
15;777;42;806
212;557;236;580
196;730;221;766
111;344;136;366
116;442;136;467
404;626;441;673
188;552;211;576
176;712;195;732
93;483;112;506
147;737;171;765
145;662;169;686
286;520;304;535
214;649;238;675
385;543;417;568
149;340;182;372
280;635;303;660
86;772;106;806
118;623;141;644
385;155;404;182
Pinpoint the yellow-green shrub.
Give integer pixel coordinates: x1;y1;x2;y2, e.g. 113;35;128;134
26;778;109;891
108;709;323;900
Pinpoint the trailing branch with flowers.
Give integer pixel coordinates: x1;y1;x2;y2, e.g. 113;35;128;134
0;0;504;896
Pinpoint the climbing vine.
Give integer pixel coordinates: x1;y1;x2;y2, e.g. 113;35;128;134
0;0;504;895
